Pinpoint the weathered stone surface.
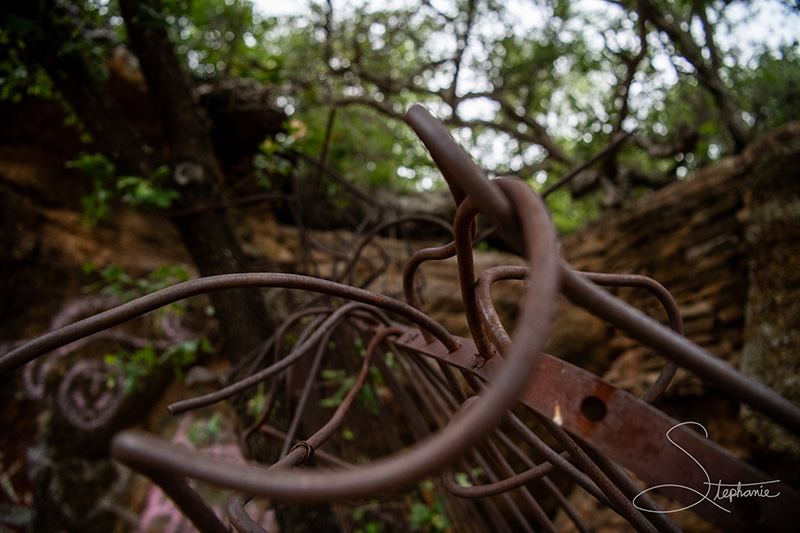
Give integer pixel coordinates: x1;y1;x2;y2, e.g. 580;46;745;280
739;123;800;479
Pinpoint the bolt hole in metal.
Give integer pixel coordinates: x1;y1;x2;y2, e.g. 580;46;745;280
579;395;608;422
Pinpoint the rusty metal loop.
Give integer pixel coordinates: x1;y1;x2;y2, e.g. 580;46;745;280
403;241;456;311
288;441;314;462
577;271;681;402
109;179;560;503
474;265;523;355
476;266;682;402
453;197;496;360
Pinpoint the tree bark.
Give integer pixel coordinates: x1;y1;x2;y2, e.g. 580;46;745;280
118;0;273;360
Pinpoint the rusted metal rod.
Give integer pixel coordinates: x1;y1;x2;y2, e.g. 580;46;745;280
561;267;800;434
0;273;460;375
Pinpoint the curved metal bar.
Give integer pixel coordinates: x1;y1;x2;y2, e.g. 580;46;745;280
257;424;355;469
442;448;556;499
272;325;402;470
264;306;336;377
279;306;365;457
577;272;681;402
402;241;457;311
402;241;457;344
139;465;229;533
226;493;264;533
0;273;460;376
109;178;560;503
342;213;454;287
405;105;519;245
168;304;381;415
489;428;591;533
489;179;665;533
280;313;332;418
474;265;524;355
573;437;681;533
453;198;496;360
533;411;660;533
228;327;408;533
481;436;557;533
448;376;613;506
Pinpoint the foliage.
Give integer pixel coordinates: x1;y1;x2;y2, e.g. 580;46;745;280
351;505;386;533
188;411;225;444
104;338;211;393
83;262;192;302
319;366;381;415
3;0;798;232
0;38;54;103
83;263;211;392
247;0;799;216
253;119;305;186
163;0;280;82
737;45;800;134
246;382;267;417
67;152;117;222
68;152;177;226
117;167;179;209
546;187;603;234
409;480;450;532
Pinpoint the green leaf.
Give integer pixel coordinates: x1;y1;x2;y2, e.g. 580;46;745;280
454;472;472;487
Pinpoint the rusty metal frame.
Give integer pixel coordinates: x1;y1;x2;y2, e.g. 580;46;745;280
2;105;799;532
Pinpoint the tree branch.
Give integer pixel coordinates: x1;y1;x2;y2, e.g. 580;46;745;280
634;0;752;151
118;0;219;175
632;126;699;158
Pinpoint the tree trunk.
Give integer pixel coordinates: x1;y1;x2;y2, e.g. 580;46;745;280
118;0;272;360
